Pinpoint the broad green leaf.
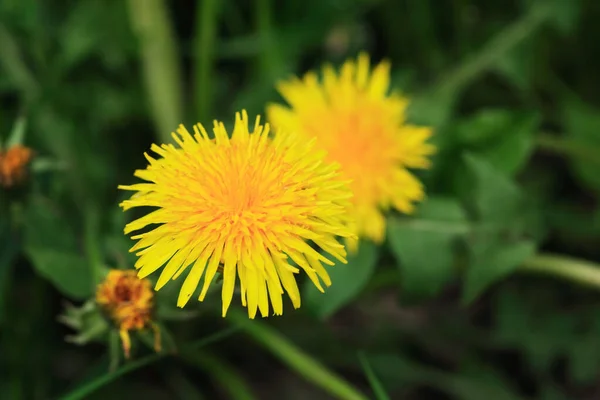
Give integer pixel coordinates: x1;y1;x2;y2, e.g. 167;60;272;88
455;110;516;144
563;100;600;192
25;248;92;299
455;110;539;175
457;153;522;221
477;112;539;175
414;196;468;221
493;39;535;90
303;240;379;319
388;197;467;298
23;197;93;299
23;197;77;249
463;239;536;304
406;87;458;129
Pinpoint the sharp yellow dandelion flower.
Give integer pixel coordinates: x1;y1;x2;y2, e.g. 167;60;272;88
119;111;354;319
96;270;160;358
0;144;33;187
267;53;435;250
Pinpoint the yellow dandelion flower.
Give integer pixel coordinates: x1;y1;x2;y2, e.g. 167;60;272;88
119;110;354;319
96;270;160;358
0;145;33;187
267;53;435;250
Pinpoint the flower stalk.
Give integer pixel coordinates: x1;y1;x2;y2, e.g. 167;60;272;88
228;309;369;400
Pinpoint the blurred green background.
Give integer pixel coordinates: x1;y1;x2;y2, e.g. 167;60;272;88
2;0;600;399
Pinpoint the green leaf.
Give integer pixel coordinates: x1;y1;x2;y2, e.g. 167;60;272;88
25;248;92;299
456;110;539;175
303;240;379;319
493;39;535;90
463;239;536;304
457;153;522;221
388;197;467;298
23;197;93;299
563;100;600;192
406;87;458;129
455;110;516;144
476;112;539;175
545;0;581;34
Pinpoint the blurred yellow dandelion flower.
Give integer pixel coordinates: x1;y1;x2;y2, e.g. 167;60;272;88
267;53;435;250
119;110;354;319
96;269;160;358
0;145;33;187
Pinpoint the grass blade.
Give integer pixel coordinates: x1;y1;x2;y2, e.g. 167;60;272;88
358;352;391;400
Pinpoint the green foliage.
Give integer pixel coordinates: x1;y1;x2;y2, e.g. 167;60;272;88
463;237;536;303
358;352;391;400
494;287;600;385
458;154;540;302
303;240;379;319
562;99;600;192
1;0;600;399
388;197;466;298
23;197;94;299
454;110;540;175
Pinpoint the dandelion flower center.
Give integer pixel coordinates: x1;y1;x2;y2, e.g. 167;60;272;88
119;111;354;319
96;270;160;358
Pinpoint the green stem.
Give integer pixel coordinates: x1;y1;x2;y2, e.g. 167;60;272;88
432;2;551;95
183;350;258;400
369;253;600;294
194;0;219;124
519;253;600;289
58;327;239;400
536;134;600;166
127;0;184;144
228;309;368;400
